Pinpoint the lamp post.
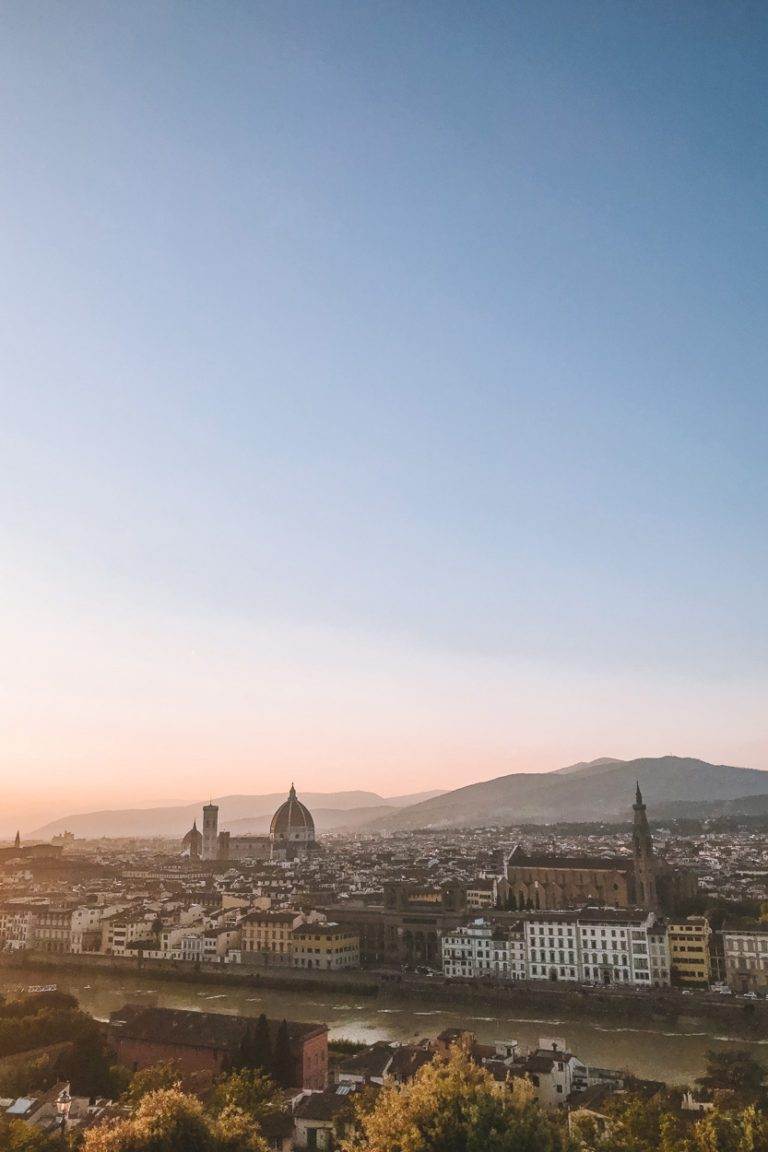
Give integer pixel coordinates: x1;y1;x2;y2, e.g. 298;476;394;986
55;1084;71;1143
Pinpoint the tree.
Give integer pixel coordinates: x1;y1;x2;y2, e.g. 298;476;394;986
697;1050;766;1104
124;1061;182;1105
271;1020;293;1088
690;1104;768;1152
341;1045;566;1152
209;1067;284;1127
80;1088;269;1152
0;1117;56;1152
237;1014;271;1074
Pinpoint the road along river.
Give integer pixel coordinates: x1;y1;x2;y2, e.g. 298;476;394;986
2;966;766;1086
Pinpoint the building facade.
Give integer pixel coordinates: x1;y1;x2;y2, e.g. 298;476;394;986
442;920;526;980
441;911;670;987
722;923;768;992
241;909;301;966
291;923;360;970
110;1005;328;1090
505;785;697;915
668;917;711;986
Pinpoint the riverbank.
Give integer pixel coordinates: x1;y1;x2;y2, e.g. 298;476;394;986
1;959;766;1086
1;951;765;1037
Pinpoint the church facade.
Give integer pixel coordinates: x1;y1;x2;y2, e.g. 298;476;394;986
505;784;697;914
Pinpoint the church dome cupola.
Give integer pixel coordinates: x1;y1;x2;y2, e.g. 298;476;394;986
269;784;315;857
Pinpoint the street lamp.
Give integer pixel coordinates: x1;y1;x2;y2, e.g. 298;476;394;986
55;1084;72;1141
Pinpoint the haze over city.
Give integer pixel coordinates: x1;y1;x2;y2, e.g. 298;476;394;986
2;3;768;830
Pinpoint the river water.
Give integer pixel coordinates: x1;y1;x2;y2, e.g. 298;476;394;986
3;967;766;1086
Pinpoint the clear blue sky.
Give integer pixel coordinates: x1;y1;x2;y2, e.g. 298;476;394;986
1;2;767;827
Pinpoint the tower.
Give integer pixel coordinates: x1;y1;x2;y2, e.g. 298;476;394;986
202;802;219;861
632;782;657;911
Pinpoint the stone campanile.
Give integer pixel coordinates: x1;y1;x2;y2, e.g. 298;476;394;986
632;782;658;911
202;802;219;861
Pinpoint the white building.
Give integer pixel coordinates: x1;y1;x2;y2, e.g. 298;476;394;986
529;911;667;987
513;1038;585;1108
525;918;579;982
442;911;669;987
442;920;526;980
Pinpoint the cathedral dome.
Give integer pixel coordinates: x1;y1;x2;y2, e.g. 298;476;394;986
270;784;315;844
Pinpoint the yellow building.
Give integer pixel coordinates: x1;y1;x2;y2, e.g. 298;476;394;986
291;923;360;971
240;909;299;967
668;916;711;985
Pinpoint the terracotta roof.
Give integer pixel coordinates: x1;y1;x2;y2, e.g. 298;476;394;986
109;1005;326;1052
338;1042;394;1079
508;853;631;872
294;1088;356;1121
270;785;315;838
388;1045;434;1081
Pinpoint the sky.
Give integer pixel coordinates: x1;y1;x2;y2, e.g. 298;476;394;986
1;2;767;831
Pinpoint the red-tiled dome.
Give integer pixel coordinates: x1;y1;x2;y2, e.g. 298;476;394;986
270;784;315;841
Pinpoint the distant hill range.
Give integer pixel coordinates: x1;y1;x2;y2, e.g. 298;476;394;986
368;757;768;830
29;756;768;839
30;790;445;840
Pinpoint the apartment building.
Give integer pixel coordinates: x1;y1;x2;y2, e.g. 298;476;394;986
33;906;75;954
442;920;526;980
442;911;670;987
0;902;40;951
722;922;768;992
241;910;302;966
101;909;157;955
465;877;508;910
70;907;106;954
648;922;672;985
291;923;360;970
668;917;711;986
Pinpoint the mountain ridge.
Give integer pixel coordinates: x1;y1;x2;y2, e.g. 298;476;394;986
30;789;445;839
369;756;768;830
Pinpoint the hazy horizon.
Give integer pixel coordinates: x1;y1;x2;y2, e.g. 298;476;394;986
3;4;767;831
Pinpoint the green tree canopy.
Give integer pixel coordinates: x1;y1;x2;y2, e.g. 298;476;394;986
124;1061;182;1105
697;1050;766;1105
209;1067;285;1126
80;1087;269;1152
341;1045;566;1152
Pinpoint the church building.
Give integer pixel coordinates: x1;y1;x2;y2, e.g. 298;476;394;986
504;784;697;914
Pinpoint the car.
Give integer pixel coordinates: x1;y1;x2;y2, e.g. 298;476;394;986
743;991;758;999
682;989;693;996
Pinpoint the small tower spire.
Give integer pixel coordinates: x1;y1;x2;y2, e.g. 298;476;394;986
632;782;657;912
13;830;20;849
289;782;296;798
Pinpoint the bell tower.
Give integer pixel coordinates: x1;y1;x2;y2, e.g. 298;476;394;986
202;802;219;861
632;782;657;911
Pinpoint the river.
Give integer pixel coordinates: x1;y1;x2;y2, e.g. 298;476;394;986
3;967;765;1085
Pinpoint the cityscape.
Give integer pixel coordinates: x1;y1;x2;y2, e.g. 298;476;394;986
2;771;768;1144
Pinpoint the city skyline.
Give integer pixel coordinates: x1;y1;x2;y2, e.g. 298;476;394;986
3;3;768;826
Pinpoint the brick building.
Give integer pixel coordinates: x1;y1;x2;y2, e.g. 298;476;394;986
109;1005;328;1089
